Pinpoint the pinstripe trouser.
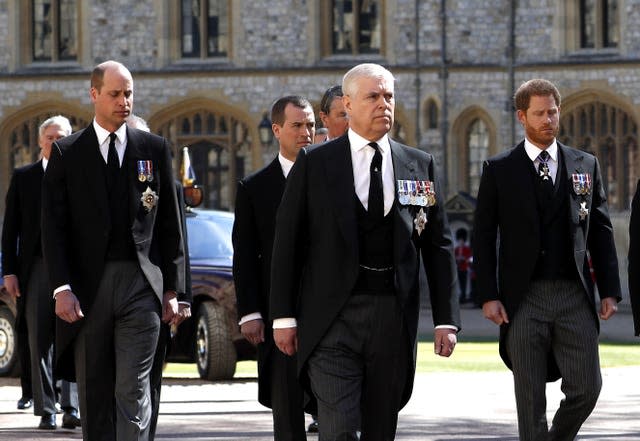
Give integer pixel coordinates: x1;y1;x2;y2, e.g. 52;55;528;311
306;294;410;441
506;279;601;441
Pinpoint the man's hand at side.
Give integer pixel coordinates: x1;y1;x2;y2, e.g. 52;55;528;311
55;290;84;323
274;327;297;356
241;319;265;346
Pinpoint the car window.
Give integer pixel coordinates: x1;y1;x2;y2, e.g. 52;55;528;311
187;215;233;260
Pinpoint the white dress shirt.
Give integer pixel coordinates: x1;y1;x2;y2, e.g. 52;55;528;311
348;129;395;215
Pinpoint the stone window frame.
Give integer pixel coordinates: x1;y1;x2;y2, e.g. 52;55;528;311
450;107;497;198
18;0;80;64
562;0;621;53
173;0;231;60
319;0;385;57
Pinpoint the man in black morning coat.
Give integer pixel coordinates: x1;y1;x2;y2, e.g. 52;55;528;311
233;95;315;441
269;63;460;441
473;79;620;441
41;60;185;441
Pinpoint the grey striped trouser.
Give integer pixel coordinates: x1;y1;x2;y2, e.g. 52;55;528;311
506;279;601;441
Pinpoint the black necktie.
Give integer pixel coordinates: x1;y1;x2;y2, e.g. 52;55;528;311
368;142;384;219
107;132;119;187
537;150;553;198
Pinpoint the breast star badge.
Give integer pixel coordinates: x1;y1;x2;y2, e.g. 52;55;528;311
414;207;427;236
578;201;589;221
141;186;158;213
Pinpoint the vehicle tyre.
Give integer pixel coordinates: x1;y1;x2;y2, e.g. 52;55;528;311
0;306;18;377
195;301;236;381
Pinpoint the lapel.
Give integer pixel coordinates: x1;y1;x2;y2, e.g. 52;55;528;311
264;156;287;205
559;142;587;226
511;142;541;232
32;160;44;211
77;125;109;222
390;140;418;243
125;127;147;225
323;136;358;250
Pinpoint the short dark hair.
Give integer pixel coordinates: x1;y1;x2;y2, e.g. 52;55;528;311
320;85;343;114
270;95;312;126
513;79;561;112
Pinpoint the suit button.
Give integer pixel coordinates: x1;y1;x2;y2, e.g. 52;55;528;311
540;250;546;256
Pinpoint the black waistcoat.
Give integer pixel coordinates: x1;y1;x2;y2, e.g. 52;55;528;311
353;196;395;294
105;161;135;260
532;161;577;281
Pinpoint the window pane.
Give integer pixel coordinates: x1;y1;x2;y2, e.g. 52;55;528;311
468;119;489;196
33;0;53;61
358;0;380;53
332;0;354;54
604;0;619;47
182;0;201;57
207;0;228;56
580;0;595;48
59;0;77;60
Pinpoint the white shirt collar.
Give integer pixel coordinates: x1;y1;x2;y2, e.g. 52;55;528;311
524;138;558;162
93;119;127;146
278;153;295;178
347;128;390;155
42;158;48;171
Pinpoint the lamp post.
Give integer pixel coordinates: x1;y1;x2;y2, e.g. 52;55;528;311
258;113;273;148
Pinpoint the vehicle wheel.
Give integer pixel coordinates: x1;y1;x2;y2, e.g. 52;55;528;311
195;301;236;381
0;306;18;377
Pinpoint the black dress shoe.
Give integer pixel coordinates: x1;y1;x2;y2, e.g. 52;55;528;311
62;409;81;429
17;397;33;410
38;413;57;430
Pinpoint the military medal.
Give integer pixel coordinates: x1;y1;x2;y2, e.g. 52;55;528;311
414;207;427;236
572;173;591;196
137;160;154;183
141;186;158;212
397;179;437;207
539;162;551;180
424;180;436;207
578;201;589;221
397;180;409;205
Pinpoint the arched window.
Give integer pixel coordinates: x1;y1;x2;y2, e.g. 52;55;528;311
156;108;251;210
424;99;439;130
9;112;88;169
560;100;638;209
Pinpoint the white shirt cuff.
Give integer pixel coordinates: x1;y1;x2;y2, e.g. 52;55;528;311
238;312;263;326
435;324;459;331
53;284;72;299
272;317;297;329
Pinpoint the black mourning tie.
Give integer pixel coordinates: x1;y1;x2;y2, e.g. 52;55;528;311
368;142;384;219
107;132;119;187
537;149;553;197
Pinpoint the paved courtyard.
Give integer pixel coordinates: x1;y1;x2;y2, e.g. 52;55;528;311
1;308;638;440
1;366;640;440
